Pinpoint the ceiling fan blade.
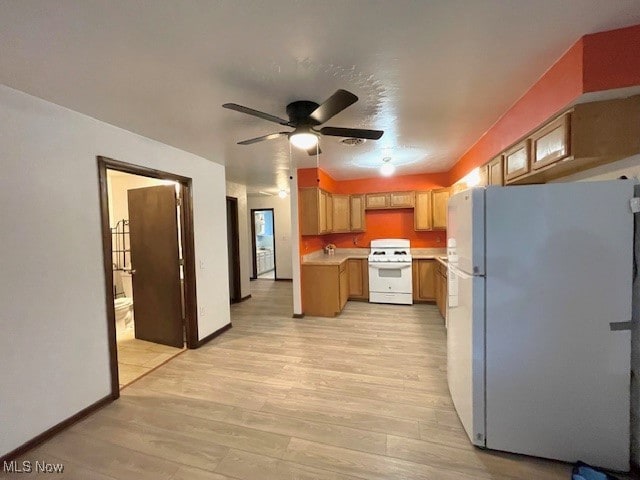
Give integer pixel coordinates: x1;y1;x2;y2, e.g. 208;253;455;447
237;132;288;145
320;127;384;140
306;146;322;156
223;103;293;126
309;89;358;124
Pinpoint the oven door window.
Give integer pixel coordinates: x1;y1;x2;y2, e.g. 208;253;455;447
377;268;402;278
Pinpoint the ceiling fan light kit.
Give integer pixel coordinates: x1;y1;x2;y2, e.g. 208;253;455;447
289;131;318;150
222;89;384;156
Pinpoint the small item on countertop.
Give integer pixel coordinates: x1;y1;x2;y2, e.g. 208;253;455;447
324;243;336;256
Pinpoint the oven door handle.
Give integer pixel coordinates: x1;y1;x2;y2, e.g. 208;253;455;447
369;263;412;269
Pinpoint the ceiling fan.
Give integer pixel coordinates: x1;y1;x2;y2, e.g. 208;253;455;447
222;89;383;155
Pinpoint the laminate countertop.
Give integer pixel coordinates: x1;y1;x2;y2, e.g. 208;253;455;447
301;248;446;266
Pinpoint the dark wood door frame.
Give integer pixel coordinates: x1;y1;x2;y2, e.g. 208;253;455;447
250;208;277;280
97;156;199;400
226;196;242;303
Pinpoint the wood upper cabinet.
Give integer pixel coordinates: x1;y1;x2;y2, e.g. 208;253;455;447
300;187;332;235
389;191;415;208
504;140;531;181
332;194;351;233
431;188;450;230
349;195;366;232
365;193;389;209
412;259;437;302
487;155;504;186
347;258;369;300
414;191;432;231
531;114;570;170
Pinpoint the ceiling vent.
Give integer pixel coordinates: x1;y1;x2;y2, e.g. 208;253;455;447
340;137;366;146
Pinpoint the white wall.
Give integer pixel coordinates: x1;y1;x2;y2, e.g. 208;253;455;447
0;84;230;457
553;154;640;466
225;181;251;299
247;194;293;279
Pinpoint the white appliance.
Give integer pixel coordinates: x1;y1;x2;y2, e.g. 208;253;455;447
447;181;633;471
368;238;413;305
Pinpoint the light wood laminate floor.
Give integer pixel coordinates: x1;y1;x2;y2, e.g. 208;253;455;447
7;281;589;479
116;328;185;388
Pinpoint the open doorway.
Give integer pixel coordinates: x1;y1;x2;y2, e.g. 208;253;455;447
226;197;242;303
251;208;276;280
98;157;198;397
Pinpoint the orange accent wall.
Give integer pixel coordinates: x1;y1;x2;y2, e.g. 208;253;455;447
447;23;640;184
447;39;584;184
583;24;640;92
298;168;448;253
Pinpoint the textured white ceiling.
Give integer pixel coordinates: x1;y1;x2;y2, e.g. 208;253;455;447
2;0;640;193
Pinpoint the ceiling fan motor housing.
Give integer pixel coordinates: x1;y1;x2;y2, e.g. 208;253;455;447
286;101;321;125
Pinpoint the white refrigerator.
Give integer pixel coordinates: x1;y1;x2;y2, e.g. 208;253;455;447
446;181;634;471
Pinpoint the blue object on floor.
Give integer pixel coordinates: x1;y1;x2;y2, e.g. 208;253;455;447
572;461;621;480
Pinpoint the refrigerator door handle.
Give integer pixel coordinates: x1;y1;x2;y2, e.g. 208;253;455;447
610;321;632;331
448;264;474;279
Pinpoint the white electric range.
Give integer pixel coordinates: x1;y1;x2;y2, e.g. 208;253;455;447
368;239;413;305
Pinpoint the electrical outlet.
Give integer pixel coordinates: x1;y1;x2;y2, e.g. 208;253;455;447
199;306;206;317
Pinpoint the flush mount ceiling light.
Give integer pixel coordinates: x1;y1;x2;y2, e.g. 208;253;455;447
278;189;288;198
289;130;319;150
380;157;395;176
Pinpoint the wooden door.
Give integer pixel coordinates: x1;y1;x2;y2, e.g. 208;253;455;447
349;195;365;232
431;188;450;230
332;194;351;232
414;191;432;231
128;185;183;347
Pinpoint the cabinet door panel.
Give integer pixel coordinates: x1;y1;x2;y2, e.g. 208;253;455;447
325;193;333;233
487;156;504;186
414;191;432;231
350;195;365;232
417;260;437;300
504;141;530;181
332;194;351;232
531;114;570;170
347;259;364;298
365;193;389;209
390;191;415;208
431;188;450;230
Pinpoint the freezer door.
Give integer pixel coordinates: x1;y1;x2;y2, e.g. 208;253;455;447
447;264;486;446
447;188;485;275
484;181;633;471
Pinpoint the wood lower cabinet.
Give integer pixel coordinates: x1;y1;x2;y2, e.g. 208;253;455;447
332;194;350;233
302;263;349;317
347;259;369;300
412;259;437;302
350;195;365;232
431;188;450;230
